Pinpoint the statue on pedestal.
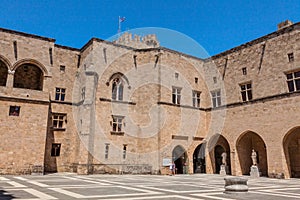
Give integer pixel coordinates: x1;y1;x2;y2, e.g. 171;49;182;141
220;152;228;175
251;149;257;166
250;149;260;178
221;152;227;166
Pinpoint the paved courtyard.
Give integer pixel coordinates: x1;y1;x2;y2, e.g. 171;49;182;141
0;174;299;200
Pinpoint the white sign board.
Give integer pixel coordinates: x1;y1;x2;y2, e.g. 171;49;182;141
162;158;172;166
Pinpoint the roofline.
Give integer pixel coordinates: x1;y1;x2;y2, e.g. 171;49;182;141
208;21;300;60
80;37;136;52
80;38;205;61
133;47;204;61
1;21;299;61
54;44;80;52
0;27;55;42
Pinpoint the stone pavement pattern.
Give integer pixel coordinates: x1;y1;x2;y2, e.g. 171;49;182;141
0;174;300;200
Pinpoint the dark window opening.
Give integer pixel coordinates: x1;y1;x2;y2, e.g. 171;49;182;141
112;115;124;133
52;113;66;129
51;143;61;157
213;77;217;84
13;41;18;60
55;88;66;101
81;87;86;101
195;77;198;84
9;106;20;116
105;144;109;159
172;87;181;105
240;83;253;102
242;67;247;75
123;145;127;159
192;91;201;108
287;71;300;92
60;65;65;72
49;48;53;65
175;73;179;79
288;53;294;62
13;64;43;90
0;60;8;86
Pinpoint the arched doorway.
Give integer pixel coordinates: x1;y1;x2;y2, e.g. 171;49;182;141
283;127;300;178
236;131;268;176
13;64;43;90
172;145;188;174
193;143;206;173
0;60;8;86
209;135;231;175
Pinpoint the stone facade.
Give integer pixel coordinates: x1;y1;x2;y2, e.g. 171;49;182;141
0;21;299;178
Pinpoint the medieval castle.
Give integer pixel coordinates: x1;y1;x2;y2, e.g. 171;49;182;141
0;20;299;178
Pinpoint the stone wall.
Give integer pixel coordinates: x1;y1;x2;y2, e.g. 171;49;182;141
0;22;299;178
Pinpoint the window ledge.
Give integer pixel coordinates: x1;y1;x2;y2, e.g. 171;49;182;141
52;127;66;131
110;131;124;136
99;98;136;105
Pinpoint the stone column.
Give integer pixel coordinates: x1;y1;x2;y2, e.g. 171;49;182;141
6;70;15;88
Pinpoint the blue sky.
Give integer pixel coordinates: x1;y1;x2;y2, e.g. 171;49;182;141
0;0;299;58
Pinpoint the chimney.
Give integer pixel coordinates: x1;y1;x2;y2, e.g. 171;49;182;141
277;20;293;30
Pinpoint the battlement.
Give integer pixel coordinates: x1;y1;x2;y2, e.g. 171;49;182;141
114;32;159;49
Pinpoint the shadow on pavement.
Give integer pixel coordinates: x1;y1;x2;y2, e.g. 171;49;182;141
0;190;15;200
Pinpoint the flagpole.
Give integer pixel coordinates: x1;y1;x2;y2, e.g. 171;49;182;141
118;16;121;33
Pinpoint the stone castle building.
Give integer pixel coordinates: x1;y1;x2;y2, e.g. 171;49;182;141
0;20;299;178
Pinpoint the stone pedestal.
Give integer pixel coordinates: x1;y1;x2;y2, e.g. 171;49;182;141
224;177;248;193
250;165;260;178
220;165;227;175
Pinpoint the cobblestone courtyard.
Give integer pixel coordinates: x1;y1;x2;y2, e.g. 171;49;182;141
0;174;300;199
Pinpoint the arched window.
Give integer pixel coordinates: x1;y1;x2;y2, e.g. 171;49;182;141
112;78;123;100
0;60;8;86
13;64;43;90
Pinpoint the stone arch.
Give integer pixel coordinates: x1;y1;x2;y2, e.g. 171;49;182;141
13;60;46;90
283;127;300;178
236;131;268;176
193;143;206;173
12;59;48;76
107;72;130;86
0;56;10;86
107;72;130;101
208;134;231;175
172;145;188;174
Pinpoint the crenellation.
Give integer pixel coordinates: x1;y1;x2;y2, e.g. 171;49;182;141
0;21;299;178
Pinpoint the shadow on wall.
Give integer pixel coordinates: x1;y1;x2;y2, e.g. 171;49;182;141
43;104;58;173
0;190;15;200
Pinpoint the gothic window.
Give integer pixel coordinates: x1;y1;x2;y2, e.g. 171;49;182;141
112;78;123;101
